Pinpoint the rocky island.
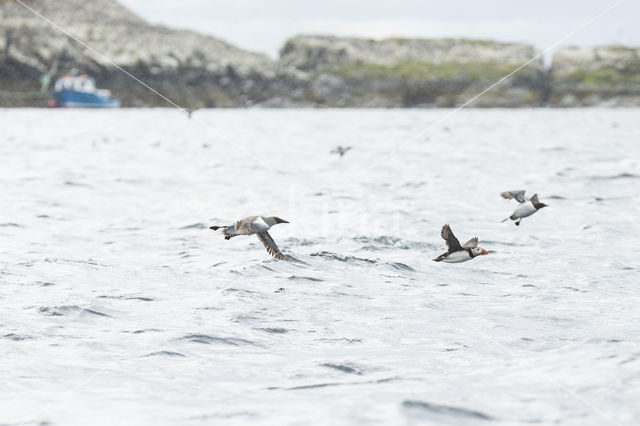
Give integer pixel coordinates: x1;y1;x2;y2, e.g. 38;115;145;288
548;45;640;107
1;0;639;108
0;0;275;107
277;35;546;107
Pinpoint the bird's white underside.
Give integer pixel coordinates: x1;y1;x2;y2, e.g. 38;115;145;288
251;216;271;234
443;250;473;263
513;202;537;219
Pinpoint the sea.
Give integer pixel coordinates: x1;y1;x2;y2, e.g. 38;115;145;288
1;108;639;426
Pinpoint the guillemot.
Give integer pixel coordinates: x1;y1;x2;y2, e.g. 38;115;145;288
433;224;488;263
210;216;289;260
501;190;548;226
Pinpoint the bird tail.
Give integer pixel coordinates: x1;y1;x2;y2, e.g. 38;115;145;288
210;225;238;240
433;254;446;262
501;217;510;223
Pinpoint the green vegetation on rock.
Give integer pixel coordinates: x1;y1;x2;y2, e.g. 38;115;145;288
322;61;533;82
385;37;500;47
567;64;640;85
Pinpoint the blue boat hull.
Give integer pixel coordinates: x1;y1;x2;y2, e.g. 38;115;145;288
54;89;120;108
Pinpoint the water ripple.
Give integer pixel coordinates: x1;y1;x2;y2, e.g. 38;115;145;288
178;334;261;346
320;363;364;375
310;251;377;264
143;351;186;358
402;400;494;421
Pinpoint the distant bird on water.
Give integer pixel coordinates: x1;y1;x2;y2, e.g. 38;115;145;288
209;216;289;260
501;190;547;225
185;107;199;119
331;146;352;157
433;224;488;263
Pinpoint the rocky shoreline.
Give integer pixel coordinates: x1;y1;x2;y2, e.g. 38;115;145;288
1;0;639;108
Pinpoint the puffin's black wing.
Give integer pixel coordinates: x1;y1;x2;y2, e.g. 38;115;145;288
257;232;286;260
441;224;462;252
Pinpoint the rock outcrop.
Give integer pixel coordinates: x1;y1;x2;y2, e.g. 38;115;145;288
548;46;640;106
276;35;547;107
2;0;639;108
0;0;276;107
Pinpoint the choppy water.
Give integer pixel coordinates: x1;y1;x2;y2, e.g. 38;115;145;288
1;108;639;426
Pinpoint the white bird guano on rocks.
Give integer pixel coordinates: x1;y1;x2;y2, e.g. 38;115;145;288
209;216;289;260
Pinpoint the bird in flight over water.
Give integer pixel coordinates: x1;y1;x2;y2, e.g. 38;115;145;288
210;216;289;260
433;224;488;263
331;146;352;157
501;190;547;226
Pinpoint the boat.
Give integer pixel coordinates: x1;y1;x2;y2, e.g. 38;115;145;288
51;74;120;108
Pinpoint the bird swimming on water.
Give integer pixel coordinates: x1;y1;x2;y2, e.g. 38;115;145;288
501;190;547;226
331;146;352;157
433;224;488;263
209;216;289;260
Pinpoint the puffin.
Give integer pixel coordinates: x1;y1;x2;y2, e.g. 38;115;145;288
331;146;352;157
210;216;289;260
433;224;488;263
501;190;547;226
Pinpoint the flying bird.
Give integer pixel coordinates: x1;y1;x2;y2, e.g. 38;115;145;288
501;190;547;225
185;107;199;118
433;224;488;263
210;216;289;260
331;146;352;157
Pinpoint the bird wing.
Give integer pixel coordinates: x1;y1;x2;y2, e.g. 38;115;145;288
235;217;256;236
441;224;462;252
250;217;271;234
530;193;540;204
256;232;286;260
501;190;527;203
462;237;478;248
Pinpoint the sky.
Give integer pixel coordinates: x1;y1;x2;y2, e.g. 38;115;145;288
118;0;638;58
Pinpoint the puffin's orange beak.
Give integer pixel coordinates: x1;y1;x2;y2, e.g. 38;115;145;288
482;249;488;255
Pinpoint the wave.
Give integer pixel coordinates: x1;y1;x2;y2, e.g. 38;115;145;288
310;251;377;264
255;327;290;334
271;376;400;391
2;333;34;341
284;237;320;247
64;180;93;188
98;295;154;302
122;329;163;334
320;363;363;375
143;351;186;357
179;222;208;230
589;173;640;180
37;305;111;317
387;262;415;271
402;400;494;421
178;334;261;346
355;235;436;251
315;337;362;344
288;275;323;282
